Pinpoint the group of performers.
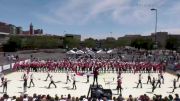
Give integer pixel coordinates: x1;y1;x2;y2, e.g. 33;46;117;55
0;57;179;95
13;58;166;74
116;72;180;95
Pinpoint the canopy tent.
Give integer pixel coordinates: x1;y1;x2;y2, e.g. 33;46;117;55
125;46;136;50
86;50;95;55
76;50;84;54
107;50;113;53
66;50;76;54
107;49;117;54
96;50;106;54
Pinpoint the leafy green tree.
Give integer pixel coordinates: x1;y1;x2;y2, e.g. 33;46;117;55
83;38;96;48
63;37;80;49
131;38;153;50
3;36;22;52
166;37;179;50
100;37;116;49
3;35;63;51
116;38;130;47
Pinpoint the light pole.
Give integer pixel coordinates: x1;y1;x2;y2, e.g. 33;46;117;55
151;8;158;49
63;30;66;35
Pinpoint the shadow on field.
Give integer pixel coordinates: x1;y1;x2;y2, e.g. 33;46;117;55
39;86;49;89
146;92;153;94
54;81;62;83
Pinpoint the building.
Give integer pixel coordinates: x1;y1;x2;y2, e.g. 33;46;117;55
22;31;30;35
9;24;17;34
30;23;34;35
0;21;24;35
0;22;10;33
22;23;43;35
117;32;180;49
151;32;168;48
34;29;43;34
117;34;143;45
0;32;9;50
65;34;81;41
16;27;23;34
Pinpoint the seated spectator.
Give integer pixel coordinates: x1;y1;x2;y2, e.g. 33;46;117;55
117;94;125;101
32;93;37;101
75;97;79;101
127;95;133;101
168;95;173;101
92;98;97;101
102;97;108;101
41;95;47;101
113;97;116;101
55;94;59;101
174;94;180;101
60;95;66;101
72;97;75;101
46;94;51;100
139;94;150;101
67;94;71;101
60;95;64;100
4;94;11;101
163;96;168;101
35;95;41;101
23;94;28;101
12;96;16;101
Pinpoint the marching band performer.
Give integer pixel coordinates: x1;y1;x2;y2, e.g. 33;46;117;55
72;74;77;90
48;76;57;88
28;73;35;88
45;71;51;81
147;73;152;84
136;74;143;88
93;67;99;86
151;77;156;93
172;79;177;93
2;78;8;93
66;70;71;84
23;74;28;93
156;74;161;88
117;75;123;94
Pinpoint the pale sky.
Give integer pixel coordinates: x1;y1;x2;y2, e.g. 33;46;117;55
0;0;180;39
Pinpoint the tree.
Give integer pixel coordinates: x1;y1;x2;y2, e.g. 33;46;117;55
116;38;130;47
131;38;153;50
166;37;179;50
3;36;22;52
100;37;116;49
83;38;96;48
63;37;80;49
3;35;63;51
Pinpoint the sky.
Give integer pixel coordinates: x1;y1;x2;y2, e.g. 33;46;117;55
0;0;180;39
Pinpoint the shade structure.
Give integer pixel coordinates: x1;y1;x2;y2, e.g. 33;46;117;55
66;50;76;54
96;50;106;54
76;50;84;54
87;50;95;55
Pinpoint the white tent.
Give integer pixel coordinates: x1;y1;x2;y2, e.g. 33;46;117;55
96;50;106;54
66;50;76;54
107;50;113;54
87;50;95;55
76;50;84;54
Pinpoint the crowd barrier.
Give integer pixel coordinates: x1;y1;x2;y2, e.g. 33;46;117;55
0;60;28;74
0;64;12;73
